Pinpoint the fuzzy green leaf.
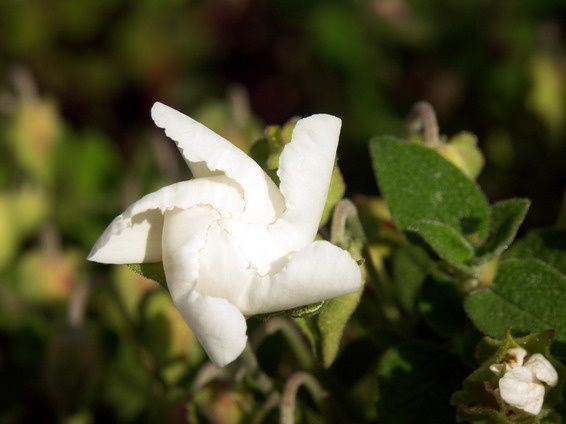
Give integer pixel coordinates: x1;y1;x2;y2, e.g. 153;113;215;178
476;198;530;262
319;165;346;227
506;229;566;276
295;200;366;367
370;136;491;243
465;258;566;357
409;219;475;264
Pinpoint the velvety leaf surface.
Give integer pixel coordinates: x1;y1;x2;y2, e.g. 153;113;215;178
505;229;566;275
370;136;490;242
465;258;566;357
476;198;530;261
409;219;475;264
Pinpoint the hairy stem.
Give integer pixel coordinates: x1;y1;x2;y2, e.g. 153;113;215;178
280;372;327;424
406;101;440;145
250;317;314;369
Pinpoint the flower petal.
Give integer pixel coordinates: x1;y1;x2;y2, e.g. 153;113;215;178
178;290;248;367
525;353;558;387
162;206;247;367
151;102;285;224
243;240;362;315
270;114;342;251
87;176;243;264
499;366;544;414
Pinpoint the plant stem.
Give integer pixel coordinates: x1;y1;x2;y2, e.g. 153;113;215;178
406;101;440;145
250;317;314;369
280;372;327;424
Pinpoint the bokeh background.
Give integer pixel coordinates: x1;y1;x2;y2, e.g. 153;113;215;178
0;0;565;422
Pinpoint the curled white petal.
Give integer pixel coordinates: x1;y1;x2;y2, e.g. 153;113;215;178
270;114;342;251
525;353;558;387
162;206;247;366
177;291;247;368
244;240;362;315
151;102;284;224
499;366;545;415
87;176;243;264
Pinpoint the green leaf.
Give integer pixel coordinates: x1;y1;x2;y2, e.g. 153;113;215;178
317;289;363;367
409;219;475;265
506;229;566;276
370;136;490;243
319;165;346;227
294;200;366;367
476;198;530;262
127;263;168;291
377;343;466;424
465;258;566;357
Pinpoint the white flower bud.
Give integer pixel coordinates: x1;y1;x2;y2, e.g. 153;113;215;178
493;349;558;416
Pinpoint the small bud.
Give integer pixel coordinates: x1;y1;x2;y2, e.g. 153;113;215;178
492;349;558;416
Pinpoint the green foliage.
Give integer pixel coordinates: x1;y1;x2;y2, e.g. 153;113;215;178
370;136;491;242
465;259;566;357
408;219;475;265
294;200;366;367
506;229;566;275
476;199;531;262
320;165;346;227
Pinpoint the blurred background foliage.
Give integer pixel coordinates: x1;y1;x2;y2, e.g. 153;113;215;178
0;0;565;422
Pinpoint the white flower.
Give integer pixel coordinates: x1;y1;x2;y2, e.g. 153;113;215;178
490;348;558;415
88;102;362;367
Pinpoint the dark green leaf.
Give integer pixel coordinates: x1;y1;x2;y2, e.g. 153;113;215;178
377;343;466;424
476;198;530;261
370;136;490;242
465;258;566;357
506;229;566;276
409;219;475;264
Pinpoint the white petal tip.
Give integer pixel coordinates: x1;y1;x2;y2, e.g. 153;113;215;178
151;101;182;130
209;334;248;368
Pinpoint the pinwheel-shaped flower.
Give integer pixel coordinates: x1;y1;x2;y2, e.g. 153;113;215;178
88;103;362;366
